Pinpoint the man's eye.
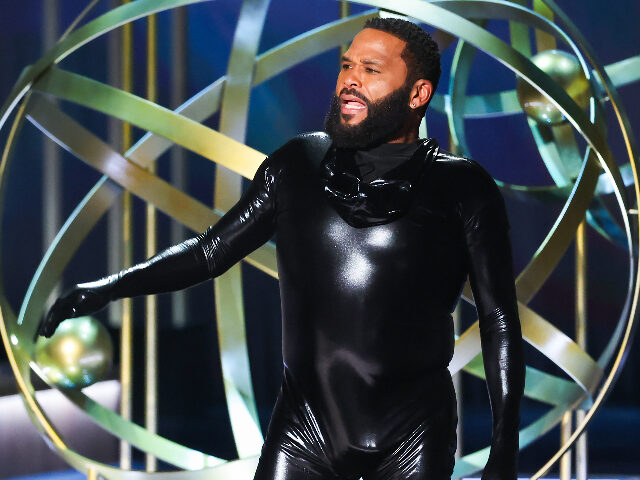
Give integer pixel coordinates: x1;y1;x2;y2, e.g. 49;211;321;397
365;67;379;73
341;64;351;70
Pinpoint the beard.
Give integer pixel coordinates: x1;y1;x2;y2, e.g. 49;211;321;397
324;82;413;149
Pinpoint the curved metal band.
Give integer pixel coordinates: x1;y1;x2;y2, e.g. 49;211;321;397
20;98;234;469
453;390;585;477
254;11;377;84
22;94;276;330
526;0;640;476
432;54;639;120
519;302;603;394
210;0;272;458
437;0;621;298
463;355;582;407
451;150;603;392
0;0;212;130
535;0;638;372
439;0;620;248
446;37;478;156
32;68;265;180
452;299;602;397
364;0;631;218
0;95;30;336
515;150;601;303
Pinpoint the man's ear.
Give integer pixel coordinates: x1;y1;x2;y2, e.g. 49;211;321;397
409;79;433;109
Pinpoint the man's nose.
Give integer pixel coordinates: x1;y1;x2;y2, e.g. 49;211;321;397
342;69;362;88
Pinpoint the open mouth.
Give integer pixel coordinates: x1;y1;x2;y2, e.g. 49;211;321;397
340;94;368;115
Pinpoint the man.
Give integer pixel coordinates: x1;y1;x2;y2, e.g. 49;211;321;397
38;18;524;480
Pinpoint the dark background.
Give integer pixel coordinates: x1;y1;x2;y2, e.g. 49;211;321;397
0;0;639;477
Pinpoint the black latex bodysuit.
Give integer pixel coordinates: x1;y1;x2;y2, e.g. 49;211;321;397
41;132;525;480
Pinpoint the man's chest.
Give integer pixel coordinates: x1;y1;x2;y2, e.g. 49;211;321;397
275;174;466;269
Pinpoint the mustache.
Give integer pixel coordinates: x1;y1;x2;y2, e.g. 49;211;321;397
338;88;370;106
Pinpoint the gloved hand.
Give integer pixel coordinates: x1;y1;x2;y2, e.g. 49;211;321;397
481;437;519;480
36;285;112;338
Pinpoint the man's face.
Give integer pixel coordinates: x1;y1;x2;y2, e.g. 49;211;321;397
335;28;409;126
324;28;416;149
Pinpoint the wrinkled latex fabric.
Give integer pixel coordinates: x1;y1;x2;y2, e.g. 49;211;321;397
40;132;524;480
321;138;439;227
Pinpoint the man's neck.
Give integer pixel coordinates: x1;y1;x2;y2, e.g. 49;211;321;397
387;124;419;144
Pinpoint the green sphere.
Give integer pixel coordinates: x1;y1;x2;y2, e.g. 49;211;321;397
35;316;113;389
516;49;591;125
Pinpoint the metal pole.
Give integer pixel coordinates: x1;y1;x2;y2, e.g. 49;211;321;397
120;0;133;469
213;0;271;456
575;219;588;480
447;136;463;457
145;12;159;473
530;6;573;478
533;0;556;53
170;6;188;328
560;411;572;480
452;303;463;458
42;0;61;307
339;1;351;58
108;0;123;328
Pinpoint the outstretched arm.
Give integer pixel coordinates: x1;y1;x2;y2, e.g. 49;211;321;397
37;154;281;338
463;170;525;480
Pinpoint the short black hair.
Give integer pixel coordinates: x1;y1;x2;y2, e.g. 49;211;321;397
363;17;441;94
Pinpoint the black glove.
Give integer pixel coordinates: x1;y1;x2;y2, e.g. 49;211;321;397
481;438;519;480
35;234;216;340
36;284;112;338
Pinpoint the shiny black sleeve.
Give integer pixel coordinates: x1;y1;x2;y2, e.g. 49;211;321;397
38;151;284;338
461;162;525;480
84;154;280;301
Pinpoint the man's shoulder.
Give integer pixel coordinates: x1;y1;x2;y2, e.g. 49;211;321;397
431;148;502;206
433;149;489;177
255;132;331;184
270;131;332;161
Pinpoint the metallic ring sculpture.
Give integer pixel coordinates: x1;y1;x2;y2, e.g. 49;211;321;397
0;0;638;478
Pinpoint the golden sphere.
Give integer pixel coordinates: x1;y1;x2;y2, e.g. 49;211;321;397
35;316;113;389
516;49;591;125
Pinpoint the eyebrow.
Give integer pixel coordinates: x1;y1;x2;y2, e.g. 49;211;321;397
340;55;384;66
